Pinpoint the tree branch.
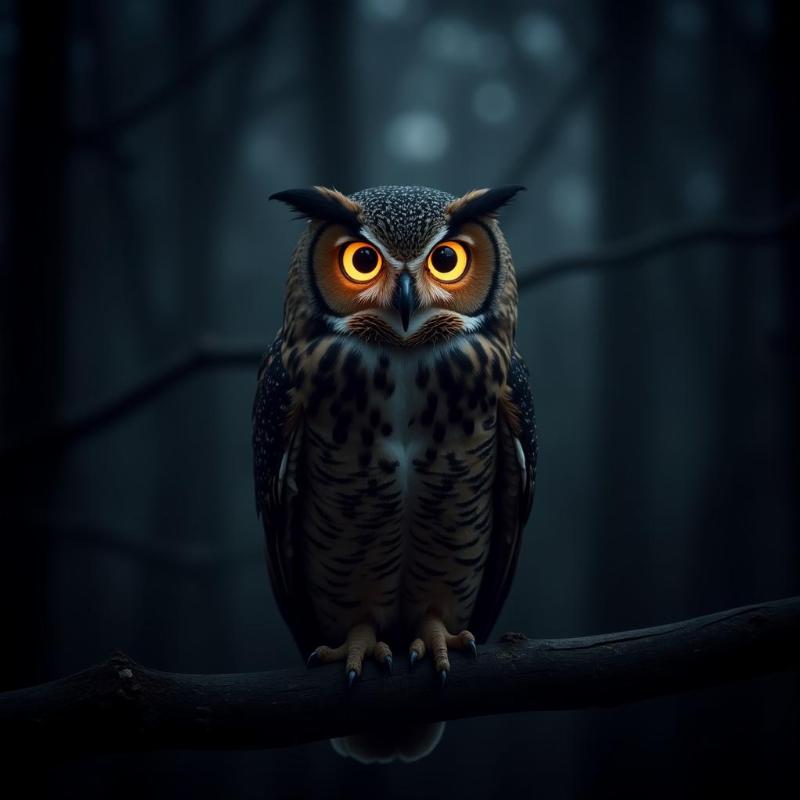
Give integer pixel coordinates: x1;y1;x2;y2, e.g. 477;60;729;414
2;597;797;754
3;205;798;460
70;0;281;149
517;202;800;291
1;336;264;458
499;48;605;194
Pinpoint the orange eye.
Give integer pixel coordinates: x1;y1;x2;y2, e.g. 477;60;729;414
340;241;383;283
427;240;469;282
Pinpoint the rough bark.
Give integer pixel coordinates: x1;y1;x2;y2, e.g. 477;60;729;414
1;597;797;754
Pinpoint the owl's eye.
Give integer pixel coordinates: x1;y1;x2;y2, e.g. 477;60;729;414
427;241;469;282
340;241;383;283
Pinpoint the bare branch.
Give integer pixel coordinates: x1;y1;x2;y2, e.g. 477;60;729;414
3;205;797;460
517;202;800;291
498;49;605;195
1;597;797;754
70;0;281;148
1;336;264;457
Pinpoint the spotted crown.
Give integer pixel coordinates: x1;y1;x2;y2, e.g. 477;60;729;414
349;185;457;261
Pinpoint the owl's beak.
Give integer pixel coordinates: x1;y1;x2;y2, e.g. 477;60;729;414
393;271;417;332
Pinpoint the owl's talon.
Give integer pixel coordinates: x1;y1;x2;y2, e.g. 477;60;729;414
413;615;476;684
408;637;426;671
374;640;393;675
307;624;395;682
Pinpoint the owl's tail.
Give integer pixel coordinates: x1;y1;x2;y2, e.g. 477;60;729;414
330;722;446;764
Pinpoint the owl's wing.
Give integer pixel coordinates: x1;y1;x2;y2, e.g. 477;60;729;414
253;332;318;657
469;349;537;643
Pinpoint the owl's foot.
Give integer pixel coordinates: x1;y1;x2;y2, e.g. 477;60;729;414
409;613;477;685
307;623;393;687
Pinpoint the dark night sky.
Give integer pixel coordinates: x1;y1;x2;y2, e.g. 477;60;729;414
0;1;798;797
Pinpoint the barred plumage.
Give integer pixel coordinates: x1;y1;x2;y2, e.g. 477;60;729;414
253;185;536;763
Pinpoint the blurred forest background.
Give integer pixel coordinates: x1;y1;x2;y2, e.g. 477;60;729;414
0;0;798;797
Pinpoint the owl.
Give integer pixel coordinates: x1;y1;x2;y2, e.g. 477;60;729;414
253;185;537;763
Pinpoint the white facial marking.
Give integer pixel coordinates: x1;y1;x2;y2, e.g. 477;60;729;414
327;223;487;340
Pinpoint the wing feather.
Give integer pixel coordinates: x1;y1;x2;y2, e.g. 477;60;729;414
252;332;318;656
468;349;537;642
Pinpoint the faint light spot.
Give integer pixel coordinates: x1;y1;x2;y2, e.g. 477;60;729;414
550;176;594;229
684;169;723;213
0;23;18;58
515;12;565;63
421;17;507;69
360;0;409;22
564;110;593;150
386;111;449;162
421;17;476;64
244;130;280;173
472;81;517;124
666;1;706;37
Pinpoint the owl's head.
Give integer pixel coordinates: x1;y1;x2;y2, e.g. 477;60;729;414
272;184;523;347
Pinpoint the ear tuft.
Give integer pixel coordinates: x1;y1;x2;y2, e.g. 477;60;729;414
269;186;362;228
446;185;526;229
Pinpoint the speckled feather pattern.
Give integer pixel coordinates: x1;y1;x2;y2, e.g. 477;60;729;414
296;338;505;640
350;185;456;261
254;185;536;656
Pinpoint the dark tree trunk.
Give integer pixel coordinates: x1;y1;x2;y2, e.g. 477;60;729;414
307;0;358;191
587;2;663;790
593;3;659;634
0;2;69;690
771;0;800;737
773;0;800;565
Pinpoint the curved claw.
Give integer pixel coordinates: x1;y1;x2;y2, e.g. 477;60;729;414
347;669;358;690
409;650;418;670
306;650;321;668
383;654;393;675
439;669;448;688
467;639;478;659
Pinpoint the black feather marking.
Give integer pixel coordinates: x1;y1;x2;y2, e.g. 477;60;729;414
453;552;484;567
475;220;503;317
253;332;321;659
468;348;537;645
270;188;361;229
447;185;526;231
252;335;292;516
